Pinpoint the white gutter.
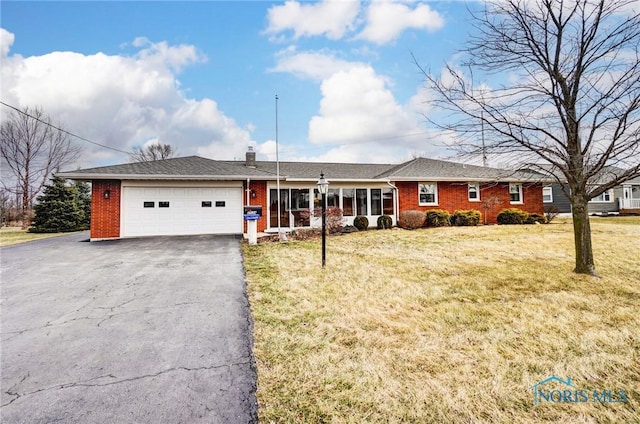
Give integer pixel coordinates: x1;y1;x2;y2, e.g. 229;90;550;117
246;178;250;205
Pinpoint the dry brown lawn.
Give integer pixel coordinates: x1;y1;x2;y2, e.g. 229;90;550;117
0;227;81;247
243;218;640;423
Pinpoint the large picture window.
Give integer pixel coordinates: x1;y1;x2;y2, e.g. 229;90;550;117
383;188;394;215
356;189;368;215
327;188;340;208
371;189;382;215
509;183;523;203
419;183;438;205
342;189;355;216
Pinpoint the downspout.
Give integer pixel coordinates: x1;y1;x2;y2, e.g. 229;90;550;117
246;178;251;205
386;180;399;225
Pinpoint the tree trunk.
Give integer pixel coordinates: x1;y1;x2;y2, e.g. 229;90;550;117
21;189;29;230
571;198;597;276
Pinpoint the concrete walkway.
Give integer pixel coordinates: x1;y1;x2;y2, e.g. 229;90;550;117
1;233;257;423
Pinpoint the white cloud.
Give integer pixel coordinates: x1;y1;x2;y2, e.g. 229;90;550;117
264;0;361;40
0;27;14;57
357;1;444;45
308;66;421;145
269;46;361;81
1;30;254;167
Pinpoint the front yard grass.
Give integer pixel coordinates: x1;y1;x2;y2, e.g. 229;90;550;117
243;218;640;423
0;227;81;247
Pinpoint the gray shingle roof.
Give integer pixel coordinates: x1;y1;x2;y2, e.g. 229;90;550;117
58;155;546;182
58;156;275;180
522;163;640;185
376;157;540;182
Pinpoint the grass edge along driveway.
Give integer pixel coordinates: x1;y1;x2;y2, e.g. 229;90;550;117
244;218;640;423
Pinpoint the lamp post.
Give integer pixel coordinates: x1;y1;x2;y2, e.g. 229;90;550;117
317;172;329;268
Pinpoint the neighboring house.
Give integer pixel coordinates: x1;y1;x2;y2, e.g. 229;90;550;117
527;165;640;215
57;148;545;240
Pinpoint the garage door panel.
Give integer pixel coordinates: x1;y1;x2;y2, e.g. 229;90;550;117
122;187;242;237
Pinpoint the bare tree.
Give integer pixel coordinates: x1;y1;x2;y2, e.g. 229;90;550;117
419;0;640;275
1;107;81;229
129;143;177;162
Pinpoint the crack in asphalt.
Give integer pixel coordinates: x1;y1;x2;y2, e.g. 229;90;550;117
1;359;252;407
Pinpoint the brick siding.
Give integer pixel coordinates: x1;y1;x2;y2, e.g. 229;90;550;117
396;181;544;224
90;180;121;239
244;180;268;232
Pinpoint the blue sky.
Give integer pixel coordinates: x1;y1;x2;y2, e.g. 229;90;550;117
1;1;478;168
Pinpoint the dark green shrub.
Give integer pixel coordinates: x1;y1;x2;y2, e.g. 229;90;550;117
425;209;450;227
399;210;425;230
525;213;547;224
377;215;393;229
353;215;369;231
451;209;481;226
497;208;529;225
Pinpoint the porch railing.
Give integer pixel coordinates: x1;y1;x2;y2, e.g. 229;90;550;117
619;198;640;209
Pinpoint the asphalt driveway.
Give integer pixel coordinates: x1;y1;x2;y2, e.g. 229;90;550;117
0;233;257;423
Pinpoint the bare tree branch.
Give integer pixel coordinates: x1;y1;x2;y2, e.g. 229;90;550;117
1;107;81;229
417;0;640;275
129;143;177;162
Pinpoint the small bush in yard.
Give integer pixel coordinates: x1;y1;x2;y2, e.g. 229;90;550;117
353;215;369;231
451;209;481;226
377;215;393;229
544;205;561;223
425;209;450;227
399;210;425;229
305;207;344;234
525;213;547;224
497;208;530;225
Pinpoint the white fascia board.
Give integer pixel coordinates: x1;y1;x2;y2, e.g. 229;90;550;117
56;173;274;181
283;177;388;183
388;176;552;183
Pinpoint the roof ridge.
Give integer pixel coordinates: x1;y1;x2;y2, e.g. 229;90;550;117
374;158;419;178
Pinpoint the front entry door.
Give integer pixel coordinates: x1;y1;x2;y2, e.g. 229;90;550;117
270;189;289;228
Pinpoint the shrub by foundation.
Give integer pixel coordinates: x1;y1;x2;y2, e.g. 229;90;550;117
451;209;481;226
399;210;426;230
353;215;369;231
377;215;393;230
425;209;451;227
497;208;530;225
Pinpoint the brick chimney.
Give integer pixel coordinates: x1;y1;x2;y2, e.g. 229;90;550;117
245;146;256;168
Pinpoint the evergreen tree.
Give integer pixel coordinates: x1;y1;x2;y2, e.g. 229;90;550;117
74;180;92;229
30;177;87;233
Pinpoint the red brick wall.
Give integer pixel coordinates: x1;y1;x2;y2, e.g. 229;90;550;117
396;181;544;224
90;180;121;239
244;180;268;232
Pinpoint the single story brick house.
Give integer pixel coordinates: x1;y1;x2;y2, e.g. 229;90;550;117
57;149;545;240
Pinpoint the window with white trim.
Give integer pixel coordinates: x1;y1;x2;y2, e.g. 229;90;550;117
509;183;523;203
468;183;480;201
590;190;613;203
419;183;438;205
542;186;553;203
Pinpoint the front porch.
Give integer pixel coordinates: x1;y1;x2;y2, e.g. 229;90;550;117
619;185;640;215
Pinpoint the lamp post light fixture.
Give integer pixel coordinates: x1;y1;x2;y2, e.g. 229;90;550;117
317;172;329;268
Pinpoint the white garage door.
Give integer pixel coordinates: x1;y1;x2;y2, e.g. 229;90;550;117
122;187;242;237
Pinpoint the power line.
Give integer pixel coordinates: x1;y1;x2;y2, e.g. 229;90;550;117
1;101;131;155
